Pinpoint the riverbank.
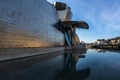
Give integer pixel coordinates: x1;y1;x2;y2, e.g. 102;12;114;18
87;44;120;50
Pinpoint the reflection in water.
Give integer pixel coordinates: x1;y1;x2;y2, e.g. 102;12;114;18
95;49;120;53
0;49;120;80
74;68;90;80
96;49;106;52
79;54;86;58
56;48;91;80
0;51;65;80
77;49;120;80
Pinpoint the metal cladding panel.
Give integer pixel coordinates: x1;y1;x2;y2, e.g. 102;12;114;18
0;0;64;48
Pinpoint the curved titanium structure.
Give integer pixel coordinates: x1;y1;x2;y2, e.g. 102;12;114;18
65;31;71;46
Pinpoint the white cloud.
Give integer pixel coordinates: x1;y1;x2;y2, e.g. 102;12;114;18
100;6;120;33
47;0;55;3
75;0;120;42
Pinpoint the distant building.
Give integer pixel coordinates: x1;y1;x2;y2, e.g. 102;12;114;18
117;38;120;44
96;39;105;44
93;36;120;45
110;38;117;44
110;37;120;44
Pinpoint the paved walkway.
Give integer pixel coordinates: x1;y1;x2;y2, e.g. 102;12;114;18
0;47;65;61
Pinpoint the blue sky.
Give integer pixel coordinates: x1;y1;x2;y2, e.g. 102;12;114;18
47;0;120;43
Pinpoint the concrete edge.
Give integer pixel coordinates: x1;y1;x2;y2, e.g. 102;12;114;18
0;47;65;62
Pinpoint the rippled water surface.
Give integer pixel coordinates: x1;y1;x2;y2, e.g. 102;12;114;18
0;49;120;80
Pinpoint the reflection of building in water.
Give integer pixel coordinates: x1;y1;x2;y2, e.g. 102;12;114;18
96;49;106;53
56;49;90;80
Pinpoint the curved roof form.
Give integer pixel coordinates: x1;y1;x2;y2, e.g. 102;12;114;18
64;21;89;29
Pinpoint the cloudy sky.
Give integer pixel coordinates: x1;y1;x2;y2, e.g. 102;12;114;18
47;0;120;43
